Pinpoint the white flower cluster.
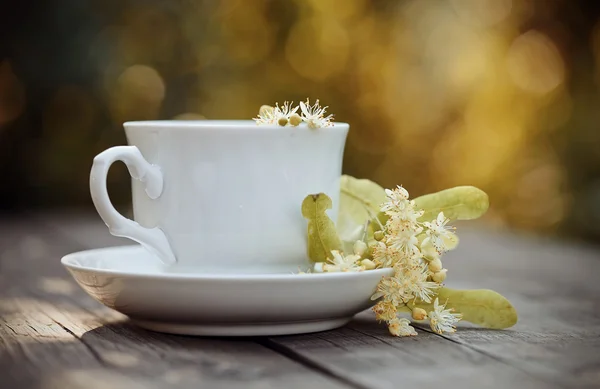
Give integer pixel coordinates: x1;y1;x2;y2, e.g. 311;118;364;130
370;185;462;336
253;99;334;129
313;240;376;273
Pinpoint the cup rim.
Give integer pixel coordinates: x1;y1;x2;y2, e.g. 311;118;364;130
123;119;349;130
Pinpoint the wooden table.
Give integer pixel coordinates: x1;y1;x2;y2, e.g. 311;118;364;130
1;211;599;389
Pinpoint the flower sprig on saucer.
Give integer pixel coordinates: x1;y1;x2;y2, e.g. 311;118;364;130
368;186;460;336
300;176;518;337
253;98;334;129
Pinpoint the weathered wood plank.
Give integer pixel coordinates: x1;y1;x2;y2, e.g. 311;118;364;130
0;214;349;389
263;318;548;389
265;227;600;389
272;226;600;388
411;228;600;389
30;212;600;389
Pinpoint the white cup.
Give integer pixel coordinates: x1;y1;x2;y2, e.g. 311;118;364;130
90;120;349;273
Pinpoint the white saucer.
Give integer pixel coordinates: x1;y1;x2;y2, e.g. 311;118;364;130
61;245;393;336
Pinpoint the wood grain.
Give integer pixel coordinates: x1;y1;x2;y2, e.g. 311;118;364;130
5;211;600;389
414;228;600;389
0;214;348;389
260;228;600;389
263;316;549;389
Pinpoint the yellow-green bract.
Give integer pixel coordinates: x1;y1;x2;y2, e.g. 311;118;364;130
374;185;490;228
403;287;518;329
301;193;342;263
337;175;386;242
413;186;490;222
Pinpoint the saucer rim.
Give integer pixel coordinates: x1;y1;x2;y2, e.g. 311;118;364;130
61;245;394;281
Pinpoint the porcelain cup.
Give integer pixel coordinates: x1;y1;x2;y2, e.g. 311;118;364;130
90;120;348;273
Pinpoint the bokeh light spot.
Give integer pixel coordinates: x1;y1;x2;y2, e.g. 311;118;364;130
307;0;368;21
450;0;512;27
118;7;177;65
285;17;349;81
218;2;274;67
507;30;564;95
111;65;165;122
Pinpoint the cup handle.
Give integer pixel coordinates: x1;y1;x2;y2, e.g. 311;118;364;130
90;145;176;265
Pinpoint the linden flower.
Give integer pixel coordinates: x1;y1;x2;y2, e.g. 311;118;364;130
372;301;397;322
423;212;455;254
253;104;287;125
385;219;422;259
372;241;400;268
299;98;334;129
388;318;417;337
275;101;299;120
384;185;409;203
253;101;298;126
428;298;462;334
371;276;408;306
398;262;439;303
253;105;279;125
380;187;408;216
323;250;364;272
380;186;424;222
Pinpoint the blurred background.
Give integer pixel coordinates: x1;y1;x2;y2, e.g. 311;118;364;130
1;0;599;244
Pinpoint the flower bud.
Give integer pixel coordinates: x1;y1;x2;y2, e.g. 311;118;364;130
428;257;442;272
313;262;324;273
323;264;342;272
411;307;427;321
374;231;385;241
422;242;439;261
289;114;302;126
360;259;376;270
278;117;288;126
353;240;368;256
388;320;401;337
432;269;448;283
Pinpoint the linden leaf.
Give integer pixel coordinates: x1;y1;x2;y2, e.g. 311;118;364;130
301;193;342;263
413;186;489;222
407;287;518;329
338;175;386;241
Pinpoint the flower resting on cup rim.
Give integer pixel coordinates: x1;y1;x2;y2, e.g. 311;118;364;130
253;98;334;129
